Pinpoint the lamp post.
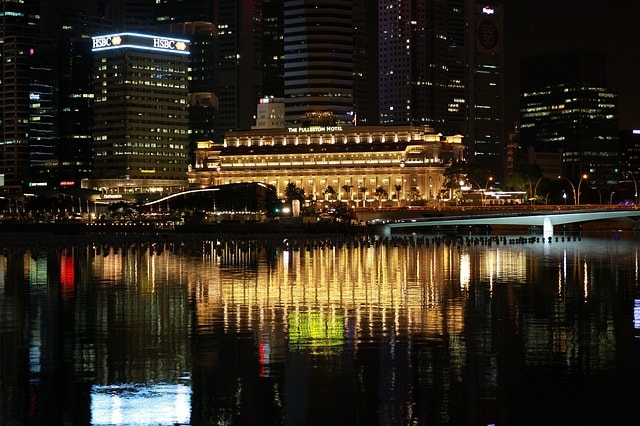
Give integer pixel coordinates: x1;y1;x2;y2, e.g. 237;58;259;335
484;177;493;206
465;178;489;206
609;191;616;207
528;176;544;206
576;174;588;206
558;176;576;205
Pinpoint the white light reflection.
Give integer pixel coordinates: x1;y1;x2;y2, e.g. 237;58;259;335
91;383;191;425
459;252;470;289
583;260;589;300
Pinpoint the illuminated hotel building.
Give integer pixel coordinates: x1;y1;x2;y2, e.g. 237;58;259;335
188;124;463;204
87;32;190;197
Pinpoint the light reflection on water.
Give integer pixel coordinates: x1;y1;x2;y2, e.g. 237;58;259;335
0;232;639;425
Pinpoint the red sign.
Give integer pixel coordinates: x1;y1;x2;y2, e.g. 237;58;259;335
477;19;499;51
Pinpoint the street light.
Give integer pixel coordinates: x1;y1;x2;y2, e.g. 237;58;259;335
527;176;545;206
558;176;576;205
484;177;494;206
609;191;616;207
465;177;492;206
576;174;588;206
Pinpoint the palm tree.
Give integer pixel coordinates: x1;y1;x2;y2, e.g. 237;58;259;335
324;185;336;201
374;186;388;207
394;184;402;206
342;184;353;205
285;182;305;202
358;186;367;207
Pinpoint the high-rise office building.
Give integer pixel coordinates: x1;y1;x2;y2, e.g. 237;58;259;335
88;32;191;197
216;0;264;133
376;1;503;178
519;50;619;186
0;0;41;186
39;1;113;187
27;44;57;185
168;21;219;165
464;1;505;180
102;0;156;31
152;2;219;161
378;0;450;127
262;0;285;100
283;0;354;125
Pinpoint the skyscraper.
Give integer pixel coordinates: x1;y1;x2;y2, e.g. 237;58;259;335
262;0;285;100
519;50;619;186
283;0;354;125
464;1;505;179
216;0;264;133
40;1;113;186
88;32;190;197
0;0;41;186
376;1;504;178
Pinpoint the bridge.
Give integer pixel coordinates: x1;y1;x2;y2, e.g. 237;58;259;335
372;207;640;237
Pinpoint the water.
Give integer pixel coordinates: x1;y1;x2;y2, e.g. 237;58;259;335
1;230;639;425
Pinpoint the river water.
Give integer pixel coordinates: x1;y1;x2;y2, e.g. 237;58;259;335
0;229;639;425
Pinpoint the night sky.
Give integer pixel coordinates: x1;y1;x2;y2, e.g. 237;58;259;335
504;1;640;130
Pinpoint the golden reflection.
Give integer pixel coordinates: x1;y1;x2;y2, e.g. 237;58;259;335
78;237;622;377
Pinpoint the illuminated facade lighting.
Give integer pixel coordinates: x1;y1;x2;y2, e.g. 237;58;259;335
85;32;191;199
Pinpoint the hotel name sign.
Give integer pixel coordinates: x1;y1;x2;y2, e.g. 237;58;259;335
288;126;343;133
92;33;190;54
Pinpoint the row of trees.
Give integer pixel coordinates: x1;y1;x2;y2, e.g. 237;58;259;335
284;182;424;208
285;161;628;209
444;161;625;205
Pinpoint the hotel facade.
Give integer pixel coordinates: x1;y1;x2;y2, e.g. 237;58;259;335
188;125;464;206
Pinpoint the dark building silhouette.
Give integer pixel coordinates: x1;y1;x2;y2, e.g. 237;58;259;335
39;1;112;187
519;50;619;186
216;0;264;133
262;0;285;100
376;1;504;180
283;0;354;125
0;0;42;186
101;0;155;31
465;1;505;180
618;129;640;204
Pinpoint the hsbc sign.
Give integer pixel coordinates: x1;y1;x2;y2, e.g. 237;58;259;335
153;38;188;51
92;35;122;49
92;33;190;54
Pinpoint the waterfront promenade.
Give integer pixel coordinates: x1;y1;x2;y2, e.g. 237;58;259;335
0;204;637;239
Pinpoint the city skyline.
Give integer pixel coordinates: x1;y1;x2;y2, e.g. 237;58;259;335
505;1;640;130
1;0;635;195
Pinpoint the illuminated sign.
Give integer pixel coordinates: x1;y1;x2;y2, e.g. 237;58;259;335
92;35;122;49
288;126;343;133
102;194;123;199
482;5;495;14
477;19;499;51
92;33;190;55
